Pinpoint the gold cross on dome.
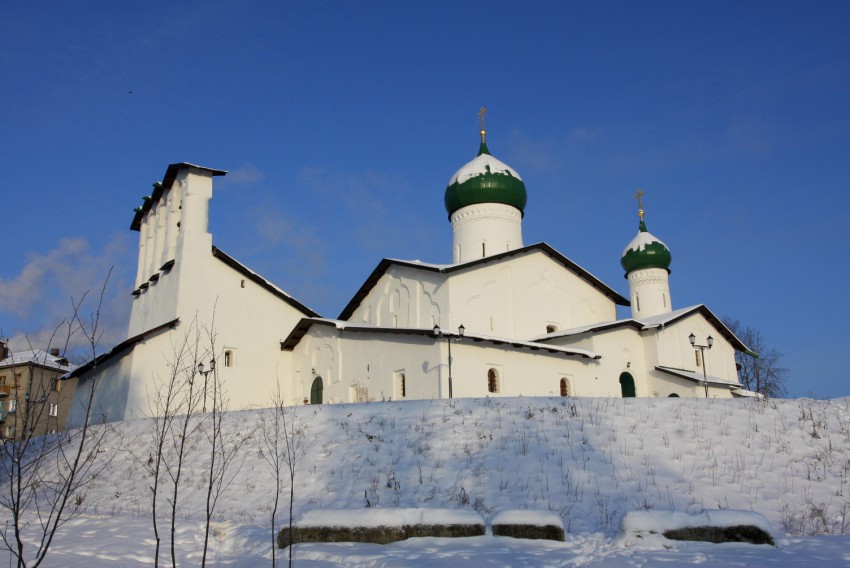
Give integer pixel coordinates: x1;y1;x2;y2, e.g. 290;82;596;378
478;107;487;142
633;189;646;220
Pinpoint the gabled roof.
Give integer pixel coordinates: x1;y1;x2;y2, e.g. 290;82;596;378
0;349;76;372
532;305;750;353
280;318;600;360
64;318;179;380
130;163;227;231
338;242;629;320
211;247;320;318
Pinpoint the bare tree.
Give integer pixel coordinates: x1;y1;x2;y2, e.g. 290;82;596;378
724;318;788;398
256;385;286;566
145;324;197;568
199;321;249;567
257;384;308;567
0;271;117;568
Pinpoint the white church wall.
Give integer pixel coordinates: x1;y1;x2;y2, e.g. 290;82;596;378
291;327;443;404
654;313;739;386
448;343;595;398
348;266;447;329
67;346;135;427
450;251;618;341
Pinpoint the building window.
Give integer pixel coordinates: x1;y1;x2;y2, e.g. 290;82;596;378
8;399;16;413
636;294;640;311
695;351;701;367
49;403;58;417
559;378;570;397
482;242;486;257
546;324;558;334
224;350;235;368
487;368;499;394
52;378;61;392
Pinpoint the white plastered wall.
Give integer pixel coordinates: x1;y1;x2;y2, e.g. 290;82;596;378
449;251;617;340
451;202;523;263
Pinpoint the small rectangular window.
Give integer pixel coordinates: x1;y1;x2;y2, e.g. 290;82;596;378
695;351;701;367
49;403;59;417
8;399;17;413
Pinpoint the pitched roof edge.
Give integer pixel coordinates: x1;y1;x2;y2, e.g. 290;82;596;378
211;247;320;318
338;243;628;320
65;318;180;380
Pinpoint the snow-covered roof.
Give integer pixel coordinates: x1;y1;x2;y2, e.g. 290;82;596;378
448;153;523;186
339;242;629;320
65;318;179;380
532;305;750;353
655;365;741;387
0;349;76;372
280;318;600;359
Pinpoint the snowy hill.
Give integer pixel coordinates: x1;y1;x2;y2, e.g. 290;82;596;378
5;396;850;566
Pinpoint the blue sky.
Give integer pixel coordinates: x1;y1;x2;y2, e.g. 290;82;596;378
1;1;848;398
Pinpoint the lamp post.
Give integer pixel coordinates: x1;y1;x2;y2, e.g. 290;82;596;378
197;359;216;412
433;323;465;399
688;333;714;398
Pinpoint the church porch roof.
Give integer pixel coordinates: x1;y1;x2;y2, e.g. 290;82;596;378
655;365;742;388
280;318;600;360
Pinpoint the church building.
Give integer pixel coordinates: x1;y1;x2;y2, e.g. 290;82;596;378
68;117;755;423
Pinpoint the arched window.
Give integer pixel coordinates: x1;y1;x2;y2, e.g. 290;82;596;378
310;376;323;404
619;372;636;398
487;368;499;394
668;393;680;398
559;378;570;397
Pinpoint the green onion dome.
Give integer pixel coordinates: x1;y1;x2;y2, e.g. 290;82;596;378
444;140;527;218
621;219;672;275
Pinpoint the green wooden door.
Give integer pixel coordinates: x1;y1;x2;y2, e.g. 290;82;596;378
310;376;323;404
619;372;636;398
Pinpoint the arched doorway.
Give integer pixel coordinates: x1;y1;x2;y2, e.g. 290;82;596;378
310;376;323;404
619;372;636;398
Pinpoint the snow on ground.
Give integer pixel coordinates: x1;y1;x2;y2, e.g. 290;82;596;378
5;396;850;565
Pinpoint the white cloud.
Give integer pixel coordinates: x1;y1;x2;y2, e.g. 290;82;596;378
1;234;132;355
218;164;265;187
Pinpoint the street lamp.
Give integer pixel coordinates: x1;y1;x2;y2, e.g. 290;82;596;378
688;333;714;398
433;323;465;399
197;359;216;412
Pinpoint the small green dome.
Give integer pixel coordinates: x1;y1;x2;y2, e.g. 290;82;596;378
621;219;672;275
444;141;527;218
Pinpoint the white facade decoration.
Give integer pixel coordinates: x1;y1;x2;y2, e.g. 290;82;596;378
69;142;755;425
